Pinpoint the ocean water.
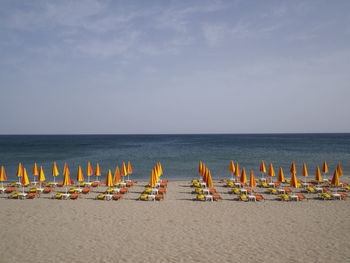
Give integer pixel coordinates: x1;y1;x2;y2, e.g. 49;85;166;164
0;134;349;182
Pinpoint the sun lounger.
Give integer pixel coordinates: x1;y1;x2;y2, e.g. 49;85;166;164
8;192;21;199
255;194;264;201
304;187;316;193
295;194;307;201
282;188;292;193
139;194;149;200
91;182;99;187
279;194;290;201
268;188;278;195
126;182;133;187
231;188;240;194
194;188;203;194
160;182;167;188
82;188;92;194
155;194;164;200
158;188;166;194
238;194;248;201
27;193;40;199
96;194;106;200
120;188;129;194
43;187;54;193
212;194;221;201
112;194;122;200
196;194;206;201
226;181;234;187
70;193;80;200
5;187;17;193
260;182;268;188
318;193;332;200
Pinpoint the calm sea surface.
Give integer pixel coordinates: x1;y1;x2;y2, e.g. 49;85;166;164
0;134;349;181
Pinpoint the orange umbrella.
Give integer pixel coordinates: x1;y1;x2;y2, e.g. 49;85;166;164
127;161;133;181
76;166;84;188
322;161;328;174
95;163;101;181
240;168;247;184
38;166;45;188
16;163;23;184
198;161;203;175
86;162;93;182
121;162;127;181
113;166;121;184
260;160;266;179
331;170;340;187
249;171;256;190
150;169;156;188
21;168;30;195
290;172;298;188
0;166;6;188
234;163;240;182
201;164;206;181
63;162;67;176
337;163;343;176
52;162;59;183
290;162;296;174
314;166;322;183
203;167;208;185
302;163;308;183
268;163;275;182
277;168;285;183
105;170;114;187
32;163;39;183
206;170;213;188
229;160;235;180
63;166;71;194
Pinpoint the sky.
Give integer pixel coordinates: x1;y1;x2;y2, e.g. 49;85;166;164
0;0;349;134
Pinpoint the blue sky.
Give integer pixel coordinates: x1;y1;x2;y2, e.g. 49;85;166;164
0;0;349;134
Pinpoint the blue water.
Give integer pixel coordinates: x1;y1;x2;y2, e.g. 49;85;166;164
0;134;349;181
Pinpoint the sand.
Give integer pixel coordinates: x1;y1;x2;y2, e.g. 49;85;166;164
0;179;349;263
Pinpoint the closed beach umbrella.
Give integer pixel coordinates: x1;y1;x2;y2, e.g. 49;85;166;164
198;161;203;175
21;168;30;194
201;164;206;181
121;162;127;181
229;160;235;180
277;168;285;183
38;166;45;188
240;168;247;184
32;163;39;183
302;163;308;183
86;162;93;182
150;169;156;188
315;167;322;183
127;161;133;181
331;170;340;187
52;162;59;183
0;166;7;188
268;163;276;182
106;170;114;187
322;161;328;173
113;166;121;184
234;163;240;182
95;163;101;182
290;162;296;175
76;166;84;188
260;160;266;179
337;163;343;176
249;171;256;189
206;170;213;188
16;163;23;184
63;167;71;194
290;172;298;188
203;167;208;185
158;162;163;176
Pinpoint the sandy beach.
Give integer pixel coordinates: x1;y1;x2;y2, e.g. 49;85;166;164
1;179;349;263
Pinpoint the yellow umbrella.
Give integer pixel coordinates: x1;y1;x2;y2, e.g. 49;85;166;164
302;163;308;183
113;166;121;184
155;167;160;183
229;160;235;179
201;164;206;181
16;163;23;184
63;166;71;194
21;168;30;195
95;163;101;182
76;166;84;188
331;170;340;187
150;169;156;188
290;172;298;188
87;162;93;182
158;162;163;176
198;161;203;176
268;163;275;182
32;163;39;183
63;162;68;176
206;170;213;188
38;166;45;188
249;171;256;190
240;168;247;184
127;161;133;181
121;162;127;181
322;161;328;173
314;167;322;183
52;162;59;183
260;160;266;179
290;162;296;174
277;168;285;183
234;163;240;182
337;163;343;176
0;166;7;188
105;169;114;187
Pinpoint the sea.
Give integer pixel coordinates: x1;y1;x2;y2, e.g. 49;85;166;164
0;134;349;182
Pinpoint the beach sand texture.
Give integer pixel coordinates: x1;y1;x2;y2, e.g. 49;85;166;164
0;180;349;263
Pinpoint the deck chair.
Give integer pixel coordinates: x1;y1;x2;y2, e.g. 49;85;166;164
238;194;248;201
279;194;290;201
